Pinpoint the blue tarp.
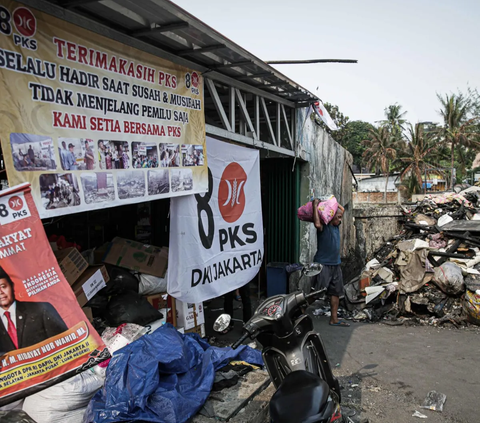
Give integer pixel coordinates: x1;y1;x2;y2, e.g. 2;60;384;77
84;324;263;423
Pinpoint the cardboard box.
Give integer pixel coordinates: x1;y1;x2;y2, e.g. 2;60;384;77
70;265;110;307
93;243;110;264
185;323;206;338
176;300;205;331
145;293;176;326
54;247;89;285
103;238;167;277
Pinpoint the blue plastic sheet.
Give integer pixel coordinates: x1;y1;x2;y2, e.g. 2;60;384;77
84;324;263;423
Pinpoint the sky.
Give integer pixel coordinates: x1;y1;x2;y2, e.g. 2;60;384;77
172;0;480;125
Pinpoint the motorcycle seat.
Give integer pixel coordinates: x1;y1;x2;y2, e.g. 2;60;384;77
269;370;331;423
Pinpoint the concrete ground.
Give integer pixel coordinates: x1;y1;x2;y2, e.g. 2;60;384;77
204;296;480;423
315;315;480;423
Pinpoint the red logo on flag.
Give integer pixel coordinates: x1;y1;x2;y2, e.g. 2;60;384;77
218;163;247;223
8;196;23;211
314;102;323;116
13;7;36;38
191;72;199;88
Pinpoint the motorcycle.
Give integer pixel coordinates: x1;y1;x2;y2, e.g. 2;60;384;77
214;263;345;423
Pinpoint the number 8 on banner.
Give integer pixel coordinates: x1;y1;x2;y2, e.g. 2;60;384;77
0;193;31;225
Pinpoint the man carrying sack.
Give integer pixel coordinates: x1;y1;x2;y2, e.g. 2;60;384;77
312;199;349;327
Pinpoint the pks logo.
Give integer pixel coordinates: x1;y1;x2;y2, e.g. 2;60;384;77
13;7;36;38
0;6;37;50
9;196;24;211
191;72;199;88
0;192;31;225
185;72;200;95
218;163;247;223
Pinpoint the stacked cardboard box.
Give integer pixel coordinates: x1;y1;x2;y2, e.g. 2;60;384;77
54;248;110;308
54;240;206;338
102;238;168;277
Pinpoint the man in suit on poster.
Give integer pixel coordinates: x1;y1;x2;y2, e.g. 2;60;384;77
0;268;68;354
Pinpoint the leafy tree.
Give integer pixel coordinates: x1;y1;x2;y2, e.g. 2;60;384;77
323;102;350;131
396;123;440;193
362;127;398;202
380;104;408;139
338;121;375;168
314;103;374;168
437;92;480;189
401;174;422;198
311;102;349;135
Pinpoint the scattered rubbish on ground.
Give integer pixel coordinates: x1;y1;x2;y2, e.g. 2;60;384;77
420;390;447;412
412;410;428;418
340;190;480;327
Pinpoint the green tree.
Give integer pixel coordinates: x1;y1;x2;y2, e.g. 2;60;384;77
315;103;374;168
437;92;480;189
311;102;349;135
396;123;440;193
338;121;375;168
362;126;398;202
324;102;350;131
380;103;408;139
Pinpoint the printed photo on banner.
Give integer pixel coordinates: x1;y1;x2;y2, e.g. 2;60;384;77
0;266;68;354
10;134;57;172
39;174;81;210
132;142;159;169
147;169;170;195
97;140;130;170
81;173;115;204
182;145;204;167
159;143;181;168
118;171;146;199
58;138;95;171
171;169;193;193
0;0;207;221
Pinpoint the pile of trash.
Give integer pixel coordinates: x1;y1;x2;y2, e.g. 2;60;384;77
345;188;480;327
1;322;263;423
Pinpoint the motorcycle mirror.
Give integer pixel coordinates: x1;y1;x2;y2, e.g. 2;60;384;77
304;263;323;277
213;314;232;332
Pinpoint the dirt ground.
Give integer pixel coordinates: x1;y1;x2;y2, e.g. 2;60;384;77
205;298;480;423
312;314;480;423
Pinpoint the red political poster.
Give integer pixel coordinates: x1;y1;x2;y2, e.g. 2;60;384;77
0;183;108;405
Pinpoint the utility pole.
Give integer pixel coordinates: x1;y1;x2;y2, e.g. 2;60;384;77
266;59;357;65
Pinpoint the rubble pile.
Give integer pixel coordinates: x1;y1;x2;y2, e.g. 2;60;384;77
345;188;480;327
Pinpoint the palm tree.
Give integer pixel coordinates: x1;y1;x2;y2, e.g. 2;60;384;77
381;104;408;139
437;93;480;190
397;123;440;194
362;127;398;203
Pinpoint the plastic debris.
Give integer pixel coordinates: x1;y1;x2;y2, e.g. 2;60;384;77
420;390;447;412
412;410;428;418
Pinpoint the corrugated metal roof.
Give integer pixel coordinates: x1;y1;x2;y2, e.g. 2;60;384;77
42;0;318;106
